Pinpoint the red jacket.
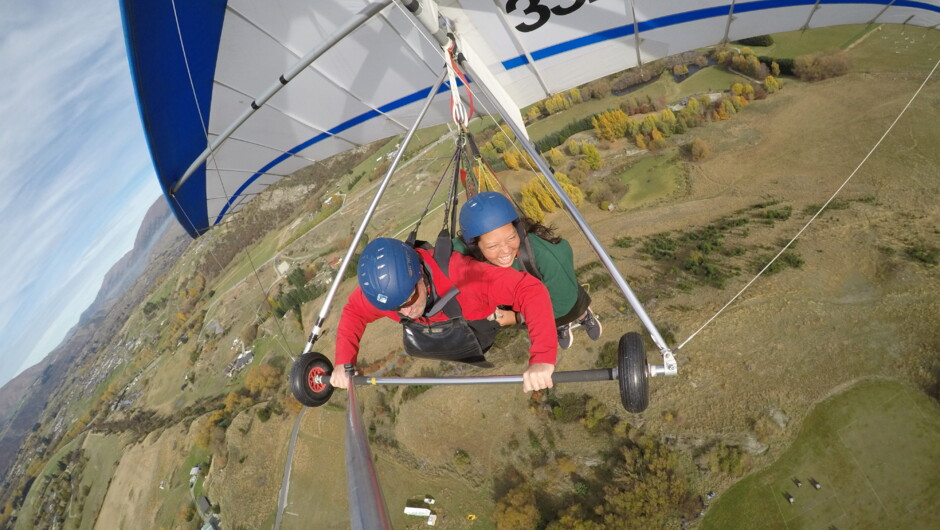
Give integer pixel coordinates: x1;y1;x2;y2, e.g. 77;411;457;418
335;248;557;367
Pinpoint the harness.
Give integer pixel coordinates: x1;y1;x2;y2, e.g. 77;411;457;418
399;235;498;366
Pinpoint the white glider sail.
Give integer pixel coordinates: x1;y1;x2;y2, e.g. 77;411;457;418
121;0;940;237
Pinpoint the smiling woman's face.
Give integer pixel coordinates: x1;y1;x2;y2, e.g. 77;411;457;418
477;223;519;268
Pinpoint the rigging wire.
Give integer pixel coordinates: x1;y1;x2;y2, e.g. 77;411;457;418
170;0;296;358
674;56;940;353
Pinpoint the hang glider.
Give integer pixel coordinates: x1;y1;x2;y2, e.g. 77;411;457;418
122;1;940;529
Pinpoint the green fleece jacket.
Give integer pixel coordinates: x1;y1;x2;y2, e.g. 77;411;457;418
454;234;578;319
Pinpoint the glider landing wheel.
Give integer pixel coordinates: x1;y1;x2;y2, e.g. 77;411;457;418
618;332;650;413
290;352;334;407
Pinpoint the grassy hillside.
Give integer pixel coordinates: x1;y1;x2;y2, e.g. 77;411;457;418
702;380;940;529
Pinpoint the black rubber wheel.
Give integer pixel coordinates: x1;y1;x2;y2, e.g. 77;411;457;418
617;332;650;413
289;352;334;407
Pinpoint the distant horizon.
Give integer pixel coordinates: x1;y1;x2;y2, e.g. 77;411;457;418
1;193;164;389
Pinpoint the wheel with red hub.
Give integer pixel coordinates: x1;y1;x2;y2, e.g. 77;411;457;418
289;352;334;407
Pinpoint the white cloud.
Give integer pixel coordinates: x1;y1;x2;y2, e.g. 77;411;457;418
0;0;162;386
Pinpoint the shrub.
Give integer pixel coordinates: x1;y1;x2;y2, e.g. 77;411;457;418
764;250;804;274
614;236;634;248
640;232;680;260
690;137;711;161
735;35;774;47
793;51;851;81
454;449;471;468
905;242;939;266
595;341;617;369
401;384;431;403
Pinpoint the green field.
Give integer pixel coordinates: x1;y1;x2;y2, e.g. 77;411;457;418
744;24;876;57
615;153;684;209
676;67;750;96
702;380;940;529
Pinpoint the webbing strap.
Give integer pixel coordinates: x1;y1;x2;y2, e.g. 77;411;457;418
431;229;465;318
515;224;542;280
426;286;460;317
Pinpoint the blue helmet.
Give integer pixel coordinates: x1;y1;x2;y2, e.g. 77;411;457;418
459;192;519;243
357;238;423;311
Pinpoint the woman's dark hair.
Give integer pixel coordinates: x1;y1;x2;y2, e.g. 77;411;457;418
463;215;560;262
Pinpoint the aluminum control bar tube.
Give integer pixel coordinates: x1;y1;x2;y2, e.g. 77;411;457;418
345;366;393;530
171;1;393;195
302;67;448;354
458;60;677;377
353;368;616;387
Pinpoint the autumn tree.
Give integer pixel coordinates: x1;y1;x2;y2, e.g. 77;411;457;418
690;138;711;161
224;391;251;412
526;105;542;122
555;173;584;206
635;134;647;149
582;143;603;170
480;142;499;160
771;60;781;77
522;178;557;214
240;321;258;346
491;131;509;152
594;437;693;528
494;485;540;530
546;147;566;168
585;79;611;99
794;51;851;81
640;114;659;136
743;83;755;100
672;63;689;76
245;364;282;396
566;138;582;156
568;87;582;104
592;109;630;140
502;150;520;170
177;504;196;523
764;75;780;93
519;194;545;223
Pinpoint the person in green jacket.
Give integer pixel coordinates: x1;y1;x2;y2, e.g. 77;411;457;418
456;192;602;349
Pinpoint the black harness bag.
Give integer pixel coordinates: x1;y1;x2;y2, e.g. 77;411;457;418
401;317;495;365
400;232;499;366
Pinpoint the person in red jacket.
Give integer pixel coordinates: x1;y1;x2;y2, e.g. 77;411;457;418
329;238;558;392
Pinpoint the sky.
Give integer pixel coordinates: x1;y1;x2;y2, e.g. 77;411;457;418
0;0;162;388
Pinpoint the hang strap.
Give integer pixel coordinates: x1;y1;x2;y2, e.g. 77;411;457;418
515;224;542;281
426;286;461;317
